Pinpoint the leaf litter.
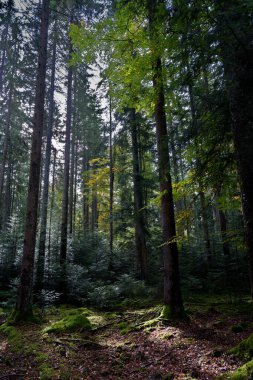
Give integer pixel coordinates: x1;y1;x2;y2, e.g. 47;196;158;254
0;300;251;379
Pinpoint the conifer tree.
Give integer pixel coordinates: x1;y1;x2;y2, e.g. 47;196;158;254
15;0;50;318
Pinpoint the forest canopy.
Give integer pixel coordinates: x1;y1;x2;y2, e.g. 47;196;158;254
1;0;253;378
0;0;252;330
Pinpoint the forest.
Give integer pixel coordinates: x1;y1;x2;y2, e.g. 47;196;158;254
0;0;253;379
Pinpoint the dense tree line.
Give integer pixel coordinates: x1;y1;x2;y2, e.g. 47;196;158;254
0;0;252;319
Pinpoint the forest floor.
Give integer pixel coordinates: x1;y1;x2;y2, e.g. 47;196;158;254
0;295;252;380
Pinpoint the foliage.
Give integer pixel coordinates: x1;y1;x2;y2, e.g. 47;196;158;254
87;274;156;309
87;283;121;309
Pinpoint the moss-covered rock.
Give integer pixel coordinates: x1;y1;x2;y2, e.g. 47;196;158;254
229;333;253;360
216;334;253;379
216;359;253;379
230;360;253;379
43;312;91;334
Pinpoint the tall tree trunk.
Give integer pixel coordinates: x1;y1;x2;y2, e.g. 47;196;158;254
15;0;50;317
69;135;75;235
148;0;184;316
0;81;13;229
108;96;114;270
188;78;212;261
36;19;57;292
60;25;73;263
2;159;12;229
214;188;230;257
199;191;212;263
82;149;89;231
170;126;187;237
0;6;11;95
219;208;230;256
130;108;148;281
48;148;57;259
58;21;73;302
217;0;253;298
69;71;77;236
73;142;78;235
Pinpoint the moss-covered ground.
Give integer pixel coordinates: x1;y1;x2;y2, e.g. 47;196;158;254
0;295;252;379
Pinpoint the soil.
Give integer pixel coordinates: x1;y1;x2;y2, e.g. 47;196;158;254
0;297;252;379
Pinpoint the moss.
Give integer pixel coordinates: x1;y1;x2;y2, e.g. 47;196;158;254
217;334;253;379
160;305;187;321
25;343;40;355
116;321;132;335
59;365;71;380
35;351;49;363
142;318;159;329
0;323;22;350
9;309;39;324
105;312;118;319
229;333;253;360
43;312;91;334
162;332;174;340
230;360;253;379
216;360;253;379
61;307;91;317
39;363;55;380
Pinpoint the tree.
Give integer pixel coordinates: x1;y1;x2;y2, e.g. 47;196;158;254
145;0;184;315
129;108;148;281
15;0;50;319
70;0;185;315
59;17;73;264
36;16;58;293
214;0;253;299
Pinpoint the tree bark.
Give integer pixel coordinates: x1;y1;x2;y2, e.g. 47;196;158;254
36;18;57;292
60;23;73;263
48;148;57;258
130;108;148;281
199;191;212;263
148;0;184;315
2;158;12;229
0;4;12;95
188;76;212;261
108;96;114;270
69;71;77;236
82;149;89;231
0;81;13;228
15;0;50;317
216;0;253;298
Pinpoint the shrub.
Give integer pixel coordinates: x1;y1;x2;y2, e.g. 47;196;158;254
87;283;121;309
